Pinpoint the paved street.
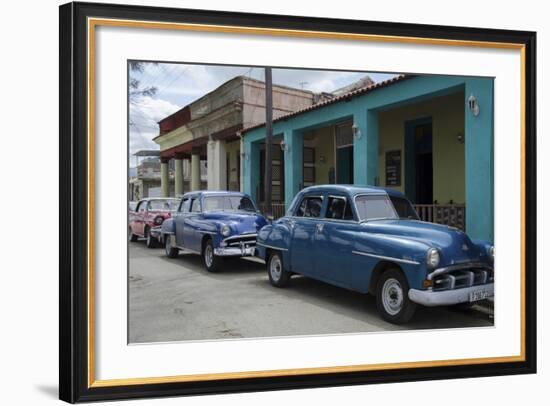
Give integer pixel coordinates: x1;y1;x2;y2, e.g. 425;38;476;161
129;242;493;344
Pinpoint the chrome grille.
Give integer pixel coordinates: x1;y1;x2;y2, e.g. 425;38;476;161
433;268;493;292
223;234;257;248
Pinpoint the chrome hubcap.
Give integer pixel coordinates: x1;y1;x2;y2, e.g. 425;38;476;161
205;244;213;267
270;256;282;282
381;278;403;316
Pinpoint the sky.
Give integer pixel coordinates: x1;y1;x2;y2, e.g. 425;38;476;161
129;62;399;164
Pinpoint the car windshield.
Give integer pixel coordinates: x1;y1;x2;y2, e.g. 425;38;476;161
389;196;420;220
355;195;399;221
148;199;178;211
203;195;256;212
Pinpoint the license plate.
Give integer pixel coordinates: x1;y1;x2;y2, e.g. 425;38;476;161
469;289;490;302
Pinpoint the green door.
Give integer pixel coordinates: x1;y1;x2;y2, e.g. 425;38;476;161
336;146;353;184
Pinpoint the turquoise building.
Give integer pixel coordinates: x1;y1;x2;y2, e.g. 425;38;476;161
241;75;494;243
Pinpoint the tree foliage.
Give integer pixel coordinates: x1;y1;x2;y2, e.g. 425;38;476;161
129;62;158;101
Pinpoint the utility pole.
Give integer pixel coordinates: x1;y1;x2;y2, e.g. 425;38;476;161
264;67;273;217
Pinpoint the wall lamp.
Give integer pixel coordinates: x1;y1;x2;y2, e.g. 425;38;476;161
240;152;249;161
352;124;362;140
468;94;480;117
280;140;289;152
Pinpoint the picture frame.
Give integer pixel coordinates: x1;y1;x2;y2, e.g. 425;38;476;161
59;1;537;403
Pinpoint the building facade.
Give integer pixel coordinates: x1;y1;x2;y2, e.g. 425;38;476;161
242;75;494;243
154;76;321;196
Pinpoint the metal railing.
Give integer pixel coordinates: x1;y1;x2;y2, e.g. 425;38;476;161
259;202;466;231
258;203;287;219
413;204;466;231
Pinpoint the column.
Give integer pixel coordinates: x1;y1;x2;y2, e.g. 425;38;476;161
283;129;303;208
353;109;379;185
207;139;227;190
243;139;261;201
174;155;184;196
191;152;201;191
465;78;494;243
160;158;170;197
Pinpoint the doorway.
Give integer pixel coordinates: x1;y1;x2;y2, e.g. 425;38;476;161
405;118;433;204
335;122;354;184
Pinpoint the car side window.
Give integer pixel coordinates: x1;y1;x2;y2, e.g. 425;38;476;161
295;196;323;218
325;196;354;220
180;198;190;213
190;198;201;213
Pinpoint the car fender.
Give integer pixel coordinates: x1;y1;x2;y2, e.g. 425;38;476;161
351;232;431;292
257;219;293;270
161;217;176;236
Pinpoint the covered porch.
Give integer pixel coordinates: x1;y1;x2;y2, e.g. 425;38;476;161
243;75;493;242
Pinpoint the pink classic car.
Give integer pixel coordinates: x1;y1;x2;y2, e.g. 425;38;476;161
128;198;180;248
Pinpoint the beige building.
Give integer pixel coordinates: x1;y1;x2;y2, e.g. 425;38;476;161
153;75;333;196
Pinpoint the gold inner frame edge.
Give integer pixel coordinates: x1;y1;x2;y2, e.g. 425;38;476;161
86;17;527;388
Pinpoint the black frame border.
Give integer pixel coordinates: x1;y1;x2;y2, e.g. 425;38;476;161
59;2;537;403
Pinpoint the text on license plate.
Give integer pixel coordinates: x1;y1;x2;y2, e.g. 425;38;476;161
469;290;490;302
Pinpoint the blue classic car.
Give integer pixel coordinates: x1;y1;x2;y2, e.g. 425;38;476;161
161;191;268;272
256;185;494;324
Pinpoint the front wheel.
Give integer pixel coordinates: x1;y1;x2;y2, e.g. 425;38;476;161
267;251;290;288
203;239;223;272
376;268;416;324
164;234;179;258
145;227;157;248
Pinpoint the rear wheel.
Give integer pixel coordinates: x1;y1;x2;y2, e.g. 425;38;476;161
267;251;290;288
128;226;138;242
376;268;416;324
164;234;179;258
203;239;223;272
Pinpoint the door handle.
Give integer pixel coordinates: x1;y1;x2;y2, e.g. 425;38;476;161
288;219;296;229
316;223;324;233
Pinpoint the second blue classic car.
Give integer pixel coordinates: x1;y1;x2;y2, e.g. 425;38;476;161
161;191;268;272
256;185;494;324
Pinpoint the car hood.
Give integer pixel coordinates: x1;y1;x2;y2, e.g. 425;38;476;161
202;211;268;234
362;219;486;265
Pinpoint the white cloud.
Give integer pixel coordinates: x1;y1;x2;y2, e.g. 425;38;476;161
129;95;180;156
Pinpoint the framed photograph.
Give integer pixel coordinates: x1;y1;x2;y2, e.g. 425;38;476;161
59;1;537;403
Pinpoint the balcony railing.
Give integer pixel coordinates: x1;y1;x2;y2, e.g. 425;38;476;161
259;202;466;231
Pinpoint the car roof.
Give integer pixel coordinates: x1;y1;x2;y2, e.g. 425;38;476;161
300;184;407;198
182;190;249;198
140;197;179;201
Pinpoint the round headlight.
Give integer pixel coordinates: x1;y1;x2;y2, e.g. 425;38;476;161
154;216;164;225
426;248;440;269
487;245;494;262
221;224;231;237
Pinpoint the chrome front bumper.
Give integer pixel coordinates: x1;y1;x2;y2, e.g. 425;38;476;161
150;226;163;241
408;283;494;307
214;246;256;257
